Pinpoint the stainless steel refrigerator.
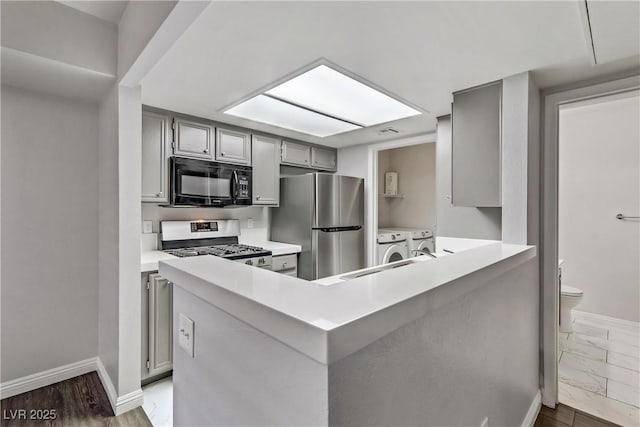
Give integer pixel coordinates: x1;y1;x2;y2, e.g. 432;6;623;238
270;173;365;280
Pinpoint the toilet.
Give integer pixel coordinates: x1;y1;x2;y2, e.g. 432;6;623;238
558;259;584;333
560;285;584;333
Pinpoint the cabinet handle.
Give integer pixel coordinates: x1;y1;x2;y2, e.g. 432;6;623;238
156;192;163;197
221;151;226;156
283;262;287;267
256;195;261;200
203;149;208;153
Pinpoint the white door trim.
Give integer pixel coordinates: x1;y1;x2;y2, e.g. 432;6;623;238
540;75;640;407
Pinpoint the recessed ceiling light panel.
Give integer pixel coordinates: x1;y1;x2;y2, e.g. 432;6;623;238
225;95;360;138
224;63;422;137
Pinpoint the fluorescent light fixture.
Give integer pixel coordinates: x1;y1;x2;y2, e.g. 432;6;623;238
225;95;360;138
224;64;421;137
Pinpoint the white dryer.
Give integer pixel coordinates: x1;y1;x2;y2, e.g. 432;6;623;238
376;232;409;265
380;227;435;256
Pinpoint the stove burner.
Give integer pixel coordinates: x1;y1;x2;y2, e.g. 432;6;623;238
164;244;269;259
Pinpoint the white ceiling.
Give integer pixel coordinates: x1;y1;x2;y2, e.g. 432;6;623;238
141;1;640;148
56;1;128;24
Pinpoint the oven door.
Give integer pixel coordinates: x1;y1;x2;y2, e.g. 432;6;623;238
171;157;234;207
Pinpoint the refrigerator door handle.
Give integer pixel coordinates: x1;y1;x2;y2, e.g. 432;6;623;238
312;225;362;232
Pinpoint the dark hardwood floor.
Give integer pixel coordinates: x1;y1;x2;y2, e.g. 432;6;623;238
536;403;622;427
0;372;151;426
1;374;623;427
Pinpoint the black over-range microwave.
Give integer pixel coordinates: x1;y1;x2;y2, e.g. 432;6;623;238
170;156;252;207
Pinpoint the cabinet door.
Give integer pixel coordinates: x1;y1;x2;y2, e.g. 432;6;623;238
252;135;280;206
311;147;337;171
281;141;311;167
142;111;170;202
174;118;213;159
148;274;173;378
216;128;251;165
451;81;502;207
141;273;150;381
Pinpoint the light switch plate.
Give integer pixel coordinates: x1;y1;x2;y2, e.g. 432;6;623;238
179;314;195;357
143;220;153;234
247;218;254;229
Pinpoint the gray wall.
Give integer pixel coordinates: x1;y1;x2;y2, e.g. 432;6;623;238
328;258;539;426
1;86;99;381
98;85;119;389
436;116;502;239
173;285;329;426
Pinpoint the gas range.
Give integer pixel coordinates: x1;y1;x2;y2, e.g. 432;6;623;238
161;220;272;269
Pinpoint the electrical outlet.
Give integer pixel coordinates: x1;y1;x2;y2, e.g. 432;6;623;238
143;220;153;234
179;314;195;357
247;218;254;229
480;416;489;427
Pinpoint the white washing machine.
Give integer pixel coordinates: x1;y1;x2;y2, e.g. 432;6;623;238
376;232;410;265
380;227;435;256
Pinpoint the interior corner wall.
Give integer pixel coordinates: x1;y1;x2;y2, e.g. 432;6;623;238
1;85;99;382
117;85;143;396
98;84;120;390
435;116;502;240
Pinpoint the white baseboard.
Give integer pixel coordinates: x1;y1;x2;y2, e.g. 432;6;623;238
95;358;144;416
521;390;542;427
573;310;640;332
0;357;97;400
1;357;143;417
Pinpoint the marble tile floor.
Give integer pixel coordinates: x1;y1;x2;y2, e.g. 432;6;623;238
558;315;640;427
142;376;173;427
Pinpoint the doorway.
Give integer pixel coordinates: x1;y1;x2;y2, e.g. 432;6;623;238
556;90;640;424
540;80;640;425
373;140;436;265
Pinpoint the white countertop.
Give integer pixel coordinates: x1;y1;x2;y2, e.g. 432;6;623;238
141;251;177;273
159;240;536;364
243;241;301;257
140;240;301;272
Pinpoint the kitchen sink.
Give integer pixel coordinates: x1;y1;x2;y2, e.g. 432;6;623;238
339;259;418;280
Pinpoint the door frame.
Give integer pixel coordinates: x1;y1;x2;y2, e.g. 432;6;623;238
540;75;640;407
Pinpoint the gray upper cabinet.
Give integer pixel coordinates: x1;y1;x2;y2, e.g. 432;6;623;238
451;80;502;207
141;110;170;202
311;146;337;171
252;135;280;206
216;127;251;165
281;140;311;167
173;117;213;159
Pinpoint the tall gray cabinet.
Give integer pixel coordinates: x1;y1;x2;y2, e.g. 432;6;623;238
451;80;502;207
252;135;280;206
141;272;173;382
141;111;170;203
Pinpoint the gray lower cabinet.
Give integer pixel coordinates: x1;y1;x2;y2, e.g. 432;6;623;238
216;127;251;165
281;140;311;167
252;135;280;206
141;110;170;202
173;117;213;159
311;146;337;171
272;254;298;277
451;80;502;207
141;272;173;382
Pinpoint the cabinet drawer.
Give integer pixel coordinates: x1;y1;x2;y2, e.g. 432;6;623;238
272;254;297;272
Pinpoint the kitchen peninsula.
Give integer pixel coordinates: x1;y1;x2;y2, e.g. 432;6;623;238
159;240;540;426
